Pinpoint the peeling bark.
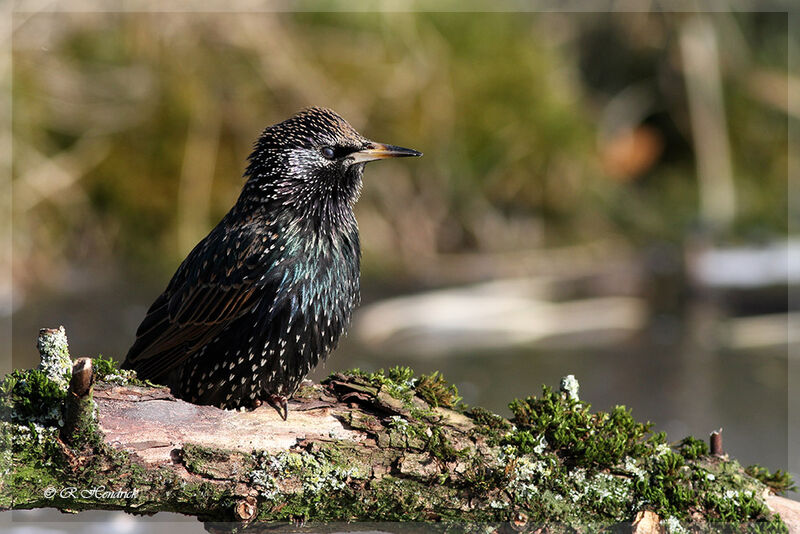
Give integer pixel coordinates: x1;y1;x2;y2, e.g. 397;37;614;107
93;381;360;466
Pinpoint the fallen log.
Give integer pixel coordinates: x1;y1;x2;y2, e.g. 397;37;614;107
0;326;797;533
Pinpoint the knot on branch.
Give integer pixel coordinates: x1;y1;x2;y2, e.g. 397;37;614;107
234;496;258;522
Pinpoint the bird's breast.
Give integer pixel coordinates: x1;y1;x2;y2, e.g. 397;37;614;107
257;222;360;331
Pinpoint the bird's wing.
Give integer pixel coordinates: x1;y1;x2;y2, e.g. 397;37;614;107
123;222;272;382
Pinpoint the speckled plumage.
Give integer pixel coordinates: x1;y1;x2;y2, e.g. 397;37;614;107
122;107;420;416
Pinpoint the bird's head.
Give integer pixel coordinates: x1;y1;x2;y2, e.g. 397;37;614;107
244;107;421;226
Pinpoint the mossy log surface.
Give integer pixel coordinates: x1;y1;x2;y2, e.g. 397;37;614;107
1;327;798;533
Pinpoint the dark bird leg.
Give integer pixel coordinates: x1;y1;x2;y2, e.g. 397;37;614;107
267;394;288;420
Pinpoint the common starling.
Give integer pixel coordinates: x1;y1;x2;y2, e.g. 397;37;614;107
122;107;421;418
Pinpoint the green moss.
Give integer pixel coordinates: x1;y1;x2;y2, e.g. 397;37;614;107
692;459;778;525
338;366;417;402
62;394;101;450
425;426;464;463
678;435;710;460
468;406;512;433
746;465;796;495
367;475;503;522
416;371;462;409
91;355;119;379
0;369;66;426
509;385;658;469
386;365;415;385
181;443;254;481
339;366;409;388
331;368;465;425
0;421;67;508
177;480;236;518
495;379;787;528
92;355;159;388
504;429;549;455
634;450;696;514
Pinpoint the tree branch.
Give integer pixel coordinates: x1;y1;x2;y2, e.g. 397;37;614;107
1;327;797;533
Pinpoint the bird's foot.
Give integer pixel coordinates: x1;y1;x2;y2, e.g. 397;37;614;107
266;394;288;420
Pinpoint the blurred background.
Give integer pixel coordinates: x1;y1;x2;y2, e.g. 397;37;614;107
3;6;796;531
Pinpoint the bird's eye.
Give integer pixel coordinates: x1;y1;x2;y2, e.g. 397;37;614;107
321;146;335;160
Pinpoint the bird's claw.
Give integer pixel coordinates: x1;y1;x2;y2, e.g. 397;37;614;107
267;395;288;420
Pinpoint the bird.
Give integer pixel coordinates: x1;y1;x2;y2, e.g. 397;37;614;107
122;107;421;419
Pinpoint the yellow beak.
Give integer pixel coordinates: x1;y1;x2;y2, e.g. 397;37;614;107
350;142;422;164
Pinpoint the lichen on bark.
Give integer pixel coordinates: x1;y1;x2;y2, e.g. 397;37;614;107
36;326;72;390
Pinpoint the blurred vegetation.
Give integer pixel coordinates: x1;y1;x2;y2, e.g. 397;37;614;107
10;11;791;294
